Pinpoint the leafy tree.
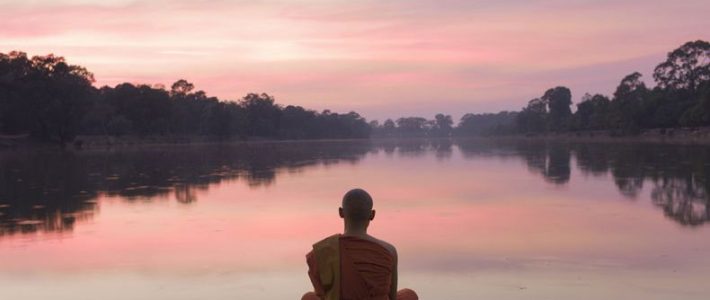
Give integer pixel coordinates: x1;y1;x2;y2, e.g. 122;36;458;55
457;111;517;136
241;93;282;137
678;82;710;126
396;117;429;137
609;72;647;132
653;40;710;92
432;113;453;137
0;51;33;134
1;53;95;144
542;86;572;131
380;119;396;137
516;98;547;133
574;93;610;130
170;79;195;96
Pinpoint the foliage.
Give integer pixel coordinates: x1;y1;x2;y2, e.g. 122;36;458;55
573;94;610;130
0;54;371;143
653;40;710;92
456;111;517;136
3;39;710;143
0;52;95;144
542;86;572;131
512;40;710;135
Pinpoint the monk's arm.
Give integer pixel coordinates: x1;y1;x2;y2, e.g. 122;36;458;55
390;248;398;300
306;250;326;298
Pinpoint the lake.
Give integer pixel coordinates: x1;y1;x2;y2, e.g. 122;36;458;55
1;139;709;300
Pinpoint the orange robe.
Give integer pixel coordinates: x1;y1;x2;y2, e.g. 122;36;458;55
303;234;418;300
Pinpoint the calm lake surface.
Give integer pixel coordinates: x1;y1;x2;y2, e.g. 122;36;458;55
1;139;709;300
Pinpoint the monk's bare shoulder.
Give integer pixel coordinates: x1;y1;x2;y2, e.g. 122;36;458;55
367;235;397;257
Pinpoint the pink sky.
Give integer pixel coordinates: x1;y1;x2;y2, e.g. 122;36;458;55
1;0;709;121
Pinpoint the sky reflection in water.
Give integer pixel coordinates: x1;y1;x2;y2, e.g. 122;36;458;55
1;140;709;299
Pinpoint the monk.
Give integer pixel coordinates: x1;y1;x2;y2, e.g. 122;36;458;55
302;188;418;300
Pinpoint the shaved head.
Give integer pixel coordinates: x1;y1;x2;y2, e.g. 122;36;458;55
341;188;373;222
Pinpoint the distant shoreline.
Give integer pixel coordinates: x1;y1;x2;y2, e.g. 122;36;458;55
501;127;710;145
0;134;375;150
4;126;710;150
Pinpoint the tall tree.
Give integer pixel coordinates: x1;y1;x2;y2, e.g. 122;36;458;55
542;86;572;132
28;54;95;144
653;40;710;92
609;72;647;131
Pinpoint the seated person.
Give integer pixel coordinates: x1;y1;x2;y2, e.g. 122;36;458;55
302;188;418;300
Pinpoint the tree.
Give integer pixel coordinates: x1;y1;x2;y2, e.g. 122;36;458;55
574;93;610;130
457;111;517;136
653;40;710;92
28;54;95;144
679;81;710;126
103;83;172;135
516;98;547;133
432;113;453;137
609;72;647;131
280;105;316;139
614;72;647;99
382;119;396;137
542;86;572;132
240;93;282;137
1;52;96;144
0;51;33;134
396;117;428;137
170;79;195;96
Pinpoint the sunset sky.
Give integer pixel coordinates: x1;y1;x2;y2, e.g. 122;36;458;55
1;0;709;121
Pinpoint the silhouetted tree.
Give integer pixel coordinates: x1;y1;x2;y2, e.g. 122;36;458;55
396;117;429;137
432;113;453;137
542;86;572;132
170;79;195;96
241;93;282;137
516;98;547;133
653;40;710;92
0;52;95;145
679;82;710;126
607;72;647;132
5;40;710;143
573;93;610;130
456;111;517;136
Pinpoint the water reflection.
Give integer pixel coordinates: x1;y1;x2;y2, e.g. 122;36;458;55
0;141;372;236
2;139;710;237
455;139;710;227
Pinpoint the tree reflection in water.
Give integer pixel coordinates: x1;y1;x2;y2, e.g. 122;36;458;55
2;139;710;236
0;141;372;236
457;139;710;227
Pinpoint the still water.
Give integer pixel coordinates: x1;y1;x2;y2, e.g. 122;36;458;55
1;139;709;300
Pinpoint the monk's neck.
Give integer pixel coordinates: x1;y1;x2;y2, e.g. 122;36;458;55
343;221;369;237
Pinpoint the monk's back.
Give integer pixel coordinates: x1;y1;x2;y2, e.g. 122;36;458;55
339;235;395;299
303;189;417;300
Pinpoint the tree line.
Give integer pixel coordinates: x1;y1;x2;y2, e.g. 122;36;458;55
369;40;709;137
0;53;371;145
1;39;708;144
494;40;710;136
